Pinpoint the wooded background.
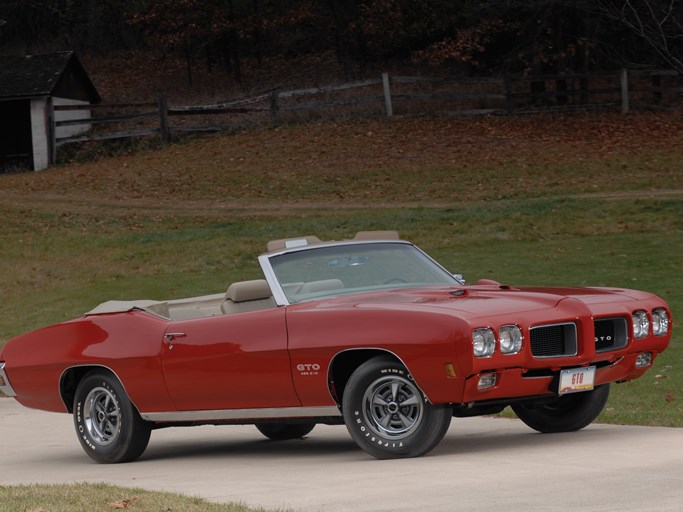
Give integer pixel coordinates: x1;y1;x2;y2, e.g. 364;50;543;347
1;1;682;90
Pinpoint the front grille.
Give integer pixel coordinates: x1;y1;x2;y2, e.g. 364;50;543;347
530;322;577;358
594;317;628;352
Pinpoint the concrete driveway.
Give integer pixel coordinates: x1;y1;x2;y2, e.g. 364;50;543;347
1;398;681;511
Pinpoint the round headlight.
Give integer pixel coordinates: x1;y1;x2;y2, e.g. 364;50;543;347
499;325;523;354
472;328;495;358
652;309;670;336
632;310;649;339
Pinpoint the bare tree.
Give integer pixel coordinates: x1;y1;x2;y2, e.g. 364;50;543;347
598;0;683;73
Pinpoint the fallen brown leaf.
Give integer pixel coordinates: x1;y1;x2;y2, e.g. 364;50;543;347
109;497;138;509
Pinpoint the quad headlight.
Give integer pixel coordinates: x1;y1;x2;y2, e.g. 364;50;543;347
652;308;670;336
632;310;650;339
472;328;496;358
499;325;523;355
472;325;523;357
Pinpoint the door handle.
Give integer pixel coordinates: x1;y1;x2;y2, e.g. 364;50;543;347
164;332;186;341
163;332;186;350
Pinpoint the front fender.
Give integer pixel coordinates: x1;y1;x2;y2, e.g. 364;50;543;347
286;303;467;406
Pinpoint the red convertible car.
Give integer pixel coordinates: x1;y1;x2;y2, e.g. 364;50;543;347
0;231;672;462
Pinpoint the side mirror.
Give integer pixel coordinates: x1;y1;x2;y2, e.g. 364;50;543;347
453;273;465;284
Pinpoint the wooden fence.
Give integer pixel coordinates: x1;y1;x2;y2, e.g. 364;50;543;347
53;68;681;149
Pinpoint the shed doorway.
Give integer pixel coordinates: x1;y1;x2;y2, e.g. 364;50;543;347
0;100;32;172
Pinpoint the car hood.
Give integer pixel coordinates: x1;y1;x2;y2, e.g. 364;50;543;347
320;284;655;320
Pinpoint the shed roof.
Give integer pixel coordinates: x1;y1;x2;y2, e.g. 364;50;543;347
0;51;100;102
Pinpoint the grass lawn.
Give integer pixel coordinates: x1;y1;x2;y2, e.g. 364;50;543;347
0;112;681;428
0;483;288;512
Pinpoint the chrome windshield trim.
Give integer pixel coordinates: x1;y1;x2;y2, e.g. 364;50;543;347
140;405;341;423
264;239;413;258
258;253;290;306
0;362;17;397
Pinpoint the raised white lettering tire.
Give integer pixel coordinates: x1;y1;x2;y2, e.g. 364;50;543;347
342;356;451;459
73;370;151;463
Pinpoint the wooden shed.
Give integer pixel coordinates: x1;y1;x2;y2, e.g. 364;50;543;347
0;51;100;172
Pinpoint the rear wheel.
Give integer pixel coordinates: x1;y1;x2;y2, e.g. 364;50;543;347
73;371;151;463
255;422;315;440
342;356;451;459
512;384;610;433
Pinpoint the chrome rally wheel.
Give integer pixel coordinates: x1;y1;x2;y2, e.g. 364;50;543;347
362;374;424;440
83;386;121;446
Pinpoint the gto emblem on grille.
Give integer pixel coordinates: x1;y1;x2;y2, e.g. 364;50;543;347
595;336;612;342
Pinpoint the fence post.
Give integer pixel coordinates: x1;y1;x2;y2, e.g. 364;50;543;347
270;92;279;125
651;74;662;104
382;72;393;117
620;68;629;114
504;77;514;114
580;76;589;104
158;95;170;143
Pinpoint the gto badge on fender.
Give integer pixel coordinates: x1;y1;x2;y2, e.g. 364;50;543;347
297;363;321;376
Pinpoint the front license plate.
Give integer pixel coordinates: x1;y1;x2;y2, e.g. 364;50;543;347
559;366;596;395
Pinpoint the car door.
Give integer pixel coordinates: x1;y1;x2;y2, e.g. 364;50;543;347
160;307;300;411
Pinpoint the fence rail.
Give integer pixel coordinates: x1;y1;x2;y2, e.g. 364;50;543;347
52;68;682;150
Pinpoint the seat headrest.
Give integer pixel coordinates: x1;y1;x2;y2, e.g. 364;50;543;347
226;280;272;302
266;236;322;253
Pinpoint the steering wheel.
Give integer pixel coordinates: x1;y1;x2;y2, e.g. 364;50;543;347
383;278;407;284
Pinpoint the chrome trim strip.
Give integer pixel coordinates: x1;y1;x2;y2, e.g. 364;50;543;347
140;405;342;423
411;243;465;284
264;239;412;259
258;253;289;306
0;362;17;397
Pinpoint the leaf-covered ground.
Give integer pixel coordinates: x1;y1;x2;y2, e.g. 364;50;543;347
1;112;682;216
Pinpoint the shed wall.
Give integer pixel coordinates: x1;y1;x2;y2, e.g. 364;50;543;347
30;97;52;171
53;97;91;139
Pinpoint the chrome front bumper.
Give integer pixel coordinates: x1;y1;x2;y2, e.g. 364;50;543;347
0;362;17;397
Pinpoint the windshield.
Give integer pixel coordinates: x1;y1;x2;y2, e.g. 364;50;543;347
268;242;458;304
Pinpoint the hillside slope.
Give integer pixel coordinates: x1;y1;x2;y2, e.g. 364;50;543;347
2;113;682;215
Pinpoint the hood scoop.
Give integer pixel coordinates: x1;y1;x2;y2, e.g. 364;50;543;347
449;282;514;297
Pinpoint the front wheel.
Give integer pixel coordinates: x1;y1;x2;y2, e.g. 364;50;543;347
255;422;315;440
73;371;151;463
342;356;452;459
512;384;610;434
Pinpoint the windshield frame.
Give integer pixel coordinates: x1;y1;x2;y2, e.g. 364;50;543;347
259;240;462;306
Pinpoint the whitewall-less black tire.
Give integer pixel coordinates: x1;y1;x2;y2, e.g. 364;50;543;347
512;384;611;434
73;371;151;463
255;422;316;440
342;356;452;459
